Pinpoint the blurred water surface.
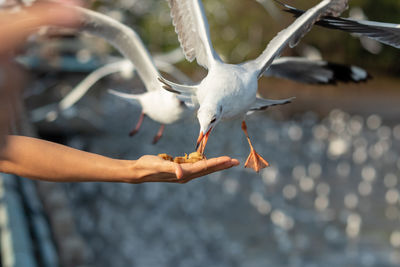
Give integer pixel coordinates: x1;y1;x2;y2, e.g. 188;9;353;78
61;93;400;267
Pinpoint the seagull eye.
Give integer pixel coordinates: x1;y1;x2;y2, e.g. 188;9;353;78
210;117;216;124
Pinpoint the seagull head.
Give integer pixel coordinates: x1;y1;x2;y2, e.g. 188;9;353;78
196;104;223;154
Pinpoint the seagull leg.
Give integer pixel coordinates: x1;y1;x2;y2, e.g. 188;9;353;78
129;112;145;137
241;121;269;172
152;124;165;144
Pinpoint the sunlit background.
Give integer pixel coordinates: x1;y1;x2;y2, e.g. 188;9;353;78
12;0;400;266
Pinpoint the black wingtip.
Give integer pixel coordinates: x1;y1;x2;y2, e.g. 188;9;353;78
272;0;303;16
163;85;181;94
157;77;167;85
325;63;373;84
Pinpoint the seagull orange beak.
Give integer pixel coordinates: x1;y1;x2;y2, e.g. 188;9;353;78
196;128;212;155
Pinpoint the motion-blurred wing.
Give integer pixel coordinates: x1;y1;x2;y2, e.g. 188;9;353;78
267;57;370;84
282;2;400;49
59;60;133;110
249;97;295;111
76;6;161;91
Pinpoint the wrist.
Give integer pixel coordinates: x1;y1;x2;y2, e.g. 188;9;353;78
104;159;140;183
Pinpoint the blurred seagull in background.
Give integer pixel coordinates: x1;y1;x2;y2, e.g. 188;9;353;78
159;0;349;172
277;0;400;49
58;47;190;113
65;6;195;144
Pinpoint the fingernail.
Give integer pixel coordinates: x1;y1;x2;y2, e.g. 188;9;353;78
226;161;237;167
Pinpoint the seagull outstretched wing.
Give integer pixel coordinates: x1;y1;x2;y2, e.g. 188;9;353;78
59;60;133;110
249;97;295;111
266;57;370;84
167;0;222;69
75;6;162;92
280;2;400;49
244;0;348;78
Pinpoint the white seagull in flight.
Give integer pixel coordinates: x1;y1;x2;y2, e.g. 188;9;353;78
58;47;189;113
159;0;349;172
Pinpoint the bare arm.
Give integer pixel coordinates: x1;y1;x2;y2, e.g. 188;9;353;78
0;136;239;183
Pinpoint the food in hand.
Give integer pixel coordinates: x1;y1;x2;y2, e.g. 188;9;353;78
173;156;187;164
158;153;173;161
158;152;205;163
186;152;205;163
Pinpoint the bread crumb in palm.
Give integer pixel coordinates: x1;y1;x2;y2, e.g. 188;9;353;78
158;152;205;163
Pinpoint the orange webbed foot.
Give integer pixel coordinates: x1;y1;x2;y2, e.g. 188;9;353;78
244;149;269;172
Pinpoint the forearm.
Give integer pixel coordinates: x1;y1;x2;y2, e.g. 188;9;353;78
0;136;134;182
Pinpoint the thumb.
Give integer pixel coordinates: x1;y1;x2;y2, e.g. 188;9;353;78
175;164;184;179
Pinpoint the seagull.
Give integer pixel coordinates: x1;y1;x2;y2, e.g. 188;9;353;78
49;6;196;144
159;0;349;172
58;47;190;113
57;50;193;143
276;0;400;49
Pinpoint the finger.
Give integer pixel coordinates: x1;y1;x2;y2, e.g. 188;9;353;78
175;164;184;180
230;159;240;166
181;157;239;179
185;156;232;173
151;157;183;179
201;157;236;174
194;158;238;178
198;156;238;172
165;157;239;184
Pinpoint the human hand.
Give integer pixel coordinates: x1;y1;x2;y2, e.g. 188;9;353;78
128;155;240;184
